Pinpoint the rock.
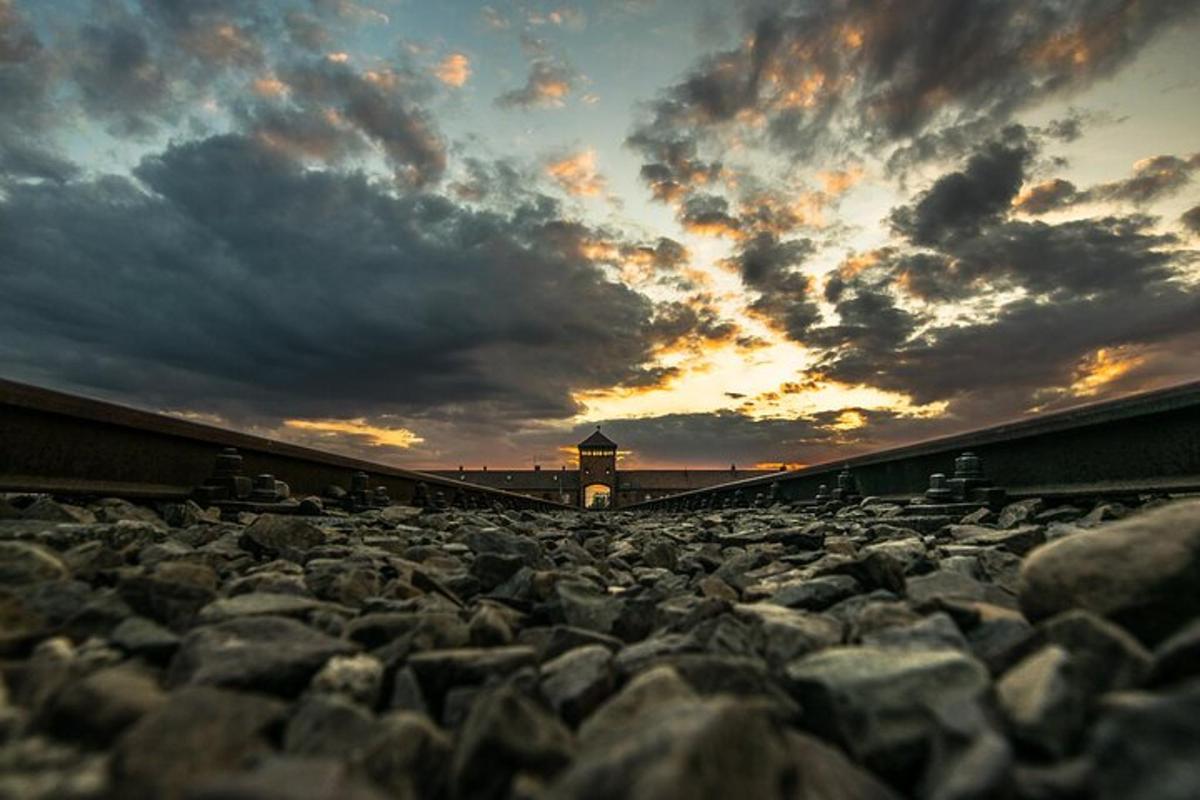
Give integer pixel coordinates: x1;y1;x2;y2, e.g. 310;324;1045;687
451;685;573;800
1019;500;1200;644
788;731;903;800
539;645;615;726
906;570;991;606
527;625;623;662
556;580;625;636
1148;618;1200;686
1041;610;1151;696
42;664;167;747
355;710;453;799
18;496;96;524
284;694;377;757
641;538;678;569
770;575;860;611
472;552;525;590
862;612;969;652
187;756;388;800
92;498;165;526
730;603;843;667
549;698;795;800
196;592;339;624
997;498;1045;528
110;616;180;661
308;653;384;706
996;645;1085;759
111;686;285;800
697;575;739;602
117;569;217;631
1086;681;1200;800
168;615;357;696
346;612;468;652
954;525;1045;556
0;542;69;585
407;646;538;713
468;604;514;646
578;665;698;749
239;515;327;561
785;646;991;788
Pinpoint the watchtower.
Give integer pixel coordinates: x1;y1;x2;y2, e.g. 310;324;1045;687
578;428;617;508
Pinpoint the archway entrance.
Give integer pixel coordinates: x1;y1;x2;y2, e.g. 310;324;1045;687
584;484;612;509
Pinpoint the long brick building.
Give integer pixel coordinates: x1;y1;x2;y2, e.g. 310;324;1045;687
429;428;779;509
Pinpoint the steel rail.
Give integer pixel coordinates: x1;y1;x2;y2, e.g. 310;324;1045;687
0;379;571;511
624;380;1200;511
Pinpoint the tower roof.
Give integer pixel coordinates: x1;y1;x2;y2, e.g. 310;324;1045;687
578;428;617;449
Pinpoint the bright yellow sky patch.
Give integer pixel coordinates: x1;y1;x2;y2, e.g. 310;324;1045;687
284;418;425;448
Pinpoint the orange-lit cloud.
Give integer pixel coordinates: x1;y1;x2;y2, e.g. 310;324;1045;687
434;52;472;87
284;418;424;448
252;75;287;98
545;149;607;197
1070;347;1145;397
326;52;351;63
817;165;865;196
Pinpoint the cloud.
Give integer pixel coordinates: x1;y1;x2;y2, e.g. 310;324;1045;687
270;57;447;184
890;134;1034;245
1015;152;1200;214
544;149;607;197
1183;205;1200;236
0;134;688;428
434;52;471;87
496;58;575;109
628;0;1200;205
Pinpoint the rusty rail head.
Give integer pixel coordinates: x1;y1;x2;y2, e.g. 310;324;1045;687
0;378;572;511
623;379;1200;511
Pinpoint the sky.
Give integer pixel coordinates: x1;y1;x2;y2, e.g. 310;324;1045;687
1;0;1199;470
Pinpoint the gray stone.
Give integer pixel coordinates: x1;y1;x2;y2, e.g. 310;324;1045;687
407;646;538;711
18;496;95;524
308;653;384;706
785;646;991;788
997;498;1045;529
556;580;625;636
42;664;167;747
1041;609;1151;696
862;612;969;652
187;756;388;800
451;685;573;800
168;615;357;696
731;603;843;667
239;514;327;561
0;542;69;585
1149;617;1200;686
355;711;452;799
996;645;1084;759
111;686;285;800
1087;682;1200;800
196;592;339;624
539;645;615;726
578;665;698;750
1019;500;1200;644
549;698;796;800
771;574;860;611
284;694;377;757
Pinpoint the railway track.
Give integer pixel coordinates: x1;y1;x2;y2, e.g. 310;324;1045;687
0;378;569;513
627;379;1200;511
3;377;1198;515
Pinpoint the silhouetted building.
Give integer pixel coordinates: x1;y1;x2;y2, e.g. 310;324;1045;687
429;428;777;508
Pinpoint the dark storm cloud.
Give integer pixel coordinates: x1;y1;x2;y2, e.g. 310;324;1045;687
811;286;1200;410
495;58;576;109
1183;205;1200;235
716;232;821;340
894;214;1180;301
283;10;329;51
0;0;74;181
0;134;685;424
270;57;447;185
890;136;1034;245
629;0;1200;201
1016;153;1200;214
678;194;741;238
